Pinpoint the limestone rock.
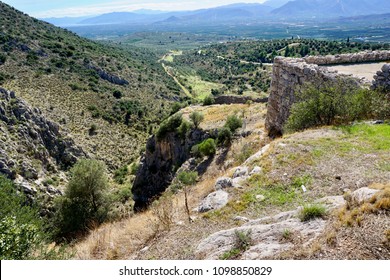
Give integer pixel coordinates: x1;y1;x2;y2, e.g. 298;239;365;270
351;187;379;204
250;166;262;175
233;166;249;178
214;177;233;190
198;190;229;213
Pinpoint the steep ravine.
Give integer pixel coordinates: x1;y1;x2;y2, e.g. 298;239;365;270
132;128;210;211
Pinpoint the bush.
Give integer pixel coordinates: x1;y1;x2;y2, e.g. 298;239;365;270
217;127;232;146
156;114;183;140
203;95;215;106
0;176;41;259
300;204;326;222
285;81;390;132
0;53;6;65
224;115;243;133
0;176;68;259
193;138;216;157
113;90;122;99
177;119;191;139
189;111;204;129
53;159;109;238
114;165;128;184
170;102;182;115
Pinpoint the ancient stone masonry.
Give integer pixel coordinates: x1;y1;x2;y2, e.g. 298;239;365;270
372;63;390;91
265;50;390;136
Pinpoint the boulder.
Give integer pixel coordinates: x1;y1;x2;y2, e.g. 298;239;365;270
233;166;249;178
250;166;262;175
351;187;379;204
198;190;229;213
214;177;233;190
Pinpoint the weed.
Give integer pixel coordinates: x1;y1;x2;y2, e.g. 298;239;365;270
220;230;252;260
299;204;327;222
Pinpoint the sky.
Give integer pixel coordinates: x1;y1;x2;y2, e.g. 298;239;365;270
1;0;268;18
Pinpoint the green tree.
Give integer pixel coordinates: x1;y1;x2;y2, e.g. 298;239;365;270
53;159;109;238
189;111;204;129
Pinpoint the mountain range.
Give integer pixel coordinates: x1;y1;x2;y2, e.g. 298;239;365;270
42;0;390;26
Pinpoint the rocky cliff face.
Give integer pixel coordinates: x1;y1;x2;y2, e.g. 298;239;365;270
0;87;85;197
132;129;209;211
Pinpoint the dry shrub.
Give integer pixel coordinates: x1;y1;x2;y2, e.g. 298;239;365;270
151;195;176;232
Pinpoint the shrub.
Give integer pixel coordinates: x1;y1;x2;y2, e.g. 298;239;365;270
0;53;6;65
170;102;182;115
224;115;243;133
216;127;232;146
113;90;122;99
177;119;191;139
220;230;252;260
114;165;128;184
285;81;390;132
0;176;41;259
195;138;216;157
88;124;97;135
300;204;327;222
156;114;183;140
53;159;109;238
0;176;68;259
203;95;215;106
189;111;204;129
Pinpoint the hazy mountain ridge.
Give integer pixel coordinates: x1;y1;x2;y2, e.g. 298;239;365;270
42;1;390;26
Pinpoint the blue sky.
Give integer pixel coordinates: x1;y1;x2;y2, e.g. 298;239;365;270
2;0;268;18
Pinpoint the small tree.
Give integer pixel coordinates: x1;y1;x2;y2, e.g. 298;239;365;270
177;171;198;222
224;115;243;134
54;159;109;238
217;127;232;147
198;138;216;156
189;111;204;129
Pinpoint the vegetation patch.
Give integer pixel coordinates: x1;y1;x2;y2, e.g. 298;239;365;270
299;204;327;222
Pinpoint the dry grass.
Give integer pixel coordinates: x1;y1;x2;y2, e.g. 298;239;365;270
274;184;390;260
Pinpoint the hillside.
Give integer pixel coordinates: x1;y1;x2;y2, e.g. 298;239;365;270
0;1;183;171
73;102;390;260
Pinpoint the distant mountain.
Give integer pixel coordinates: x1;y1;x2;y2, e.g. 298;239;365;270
272;0;390;18
79;12;154;24
42;1;390;27
42;16;93;26
263;0;291;8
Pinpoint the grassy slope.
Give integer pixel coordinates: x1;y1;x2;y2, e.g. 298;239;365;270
0;2;183;169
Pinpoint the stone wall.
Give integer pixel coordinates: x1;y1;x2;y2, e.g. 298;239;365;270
214;95;268;105
265;50;390;136
372;63;390;91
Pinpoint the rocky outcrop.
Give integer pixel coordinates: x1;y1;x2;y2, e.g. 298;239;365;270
265;50;390;137
0;87;85;185
85;63;129;86
195;187;379;260
132;129;210;211
372;64;390;91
